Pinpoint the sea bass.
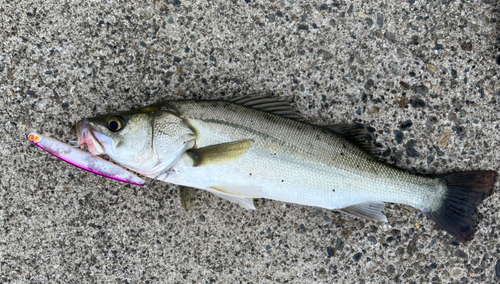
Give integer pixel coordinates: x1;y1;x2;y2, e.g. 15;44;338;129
74;97;496;243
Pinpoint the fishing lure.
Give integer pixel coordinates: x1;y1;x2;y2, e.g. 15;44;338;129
27;131;145;185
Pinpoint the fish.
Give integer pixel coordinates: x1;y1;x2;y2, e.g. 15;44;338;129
27;131;145;185
73;96;496;243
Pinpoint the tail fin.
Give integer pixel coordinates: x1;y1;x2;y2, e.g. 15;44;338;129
424;171;496;243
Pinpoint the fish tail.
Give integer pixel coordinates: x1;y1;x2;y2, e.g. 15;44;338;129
423;171;496;243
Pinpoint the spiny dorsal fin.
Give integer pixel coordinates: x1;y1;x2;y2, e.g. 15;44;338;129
186;139;254;167
339;201;388;222
328;123;380;156
230;95;302;121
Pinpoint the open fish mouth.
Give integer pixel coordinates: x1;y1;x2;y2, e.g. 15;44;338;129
75;119;107;156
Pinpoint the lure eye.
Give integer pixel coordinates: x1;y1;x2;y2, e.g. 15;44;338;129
107;116;124;132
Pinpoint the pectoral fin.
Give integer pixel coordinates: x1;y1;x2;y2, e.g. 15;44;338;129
339;201;388;222
186;139;254;167
179;186;199;211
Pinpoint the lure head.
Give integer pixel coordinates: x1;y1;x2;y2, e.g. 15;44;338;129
27;132;42;143
74;105;196;176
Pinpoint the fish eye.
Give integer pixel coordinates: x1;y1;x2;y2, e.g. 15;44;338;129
107;116;124;132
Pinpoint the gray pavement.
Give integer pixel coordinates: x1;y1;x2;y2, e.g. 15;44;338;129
1;0;500;283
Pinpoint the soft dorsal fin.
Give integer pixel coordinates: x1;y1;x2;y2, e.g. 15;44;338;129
328;123;380;156
339;201;388;222
186;139;254;167
230;95;302;121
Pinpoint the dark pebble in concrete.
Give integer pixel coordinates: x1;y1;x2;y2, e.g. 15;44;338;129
435;44;443;50
45;70;53;75
406;139;420;157
495;259;500;278
298;24;309;30
382;148;391;157
461;42;473;51
400;120;413;130
62;102;69;110
414;85;429;95
265;245;272;250
410;35;419;45
427;155;434;164
404;269;415;278
367;236;377;244
394;130;403;144
173;0;182;7
327;247;334;257
365;79;374;89
428;167;436;174
199;215;205;221
140;41;147;48
209;55;216;62
497;55;500;65
409;71;416;77
400;81;410;89
366;18;373;27
185;47;190;53
356;107;362;115
384;32;396;43
433;145;445;156
456;250;468;258
416;99;426;108
174;56;181;63
386;264;395;274
167;17;175;24
353;252;363;262
336;238;344;251
377;13;383;28
451;69;457;79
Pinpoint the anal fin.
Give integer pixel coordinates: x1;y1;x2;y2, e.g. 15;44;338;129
339;201;388;222
210;191;255;210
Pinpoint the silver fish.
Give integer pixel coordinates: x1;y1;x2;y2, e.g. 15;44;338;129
75;97;496;243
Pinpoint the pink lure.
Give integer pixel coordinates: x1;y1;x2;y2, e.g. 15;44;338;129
27;132;145;186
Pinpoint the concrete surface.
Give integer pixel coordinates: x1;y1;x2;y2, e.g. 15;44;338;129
1;0;500;283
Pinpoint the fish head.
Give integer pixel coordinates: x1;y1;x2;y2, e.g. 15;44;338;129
74;105;196;176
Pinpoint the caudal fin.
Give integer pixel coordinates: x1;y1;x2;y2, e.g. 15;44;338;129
424;171;496;243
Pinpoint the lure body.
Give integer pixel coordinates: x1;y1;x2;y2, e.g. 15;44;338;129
27;132;145;186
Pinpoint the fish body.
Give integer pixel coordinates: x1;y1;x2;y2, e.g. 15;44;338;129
160;100;441;212
76;97;496;243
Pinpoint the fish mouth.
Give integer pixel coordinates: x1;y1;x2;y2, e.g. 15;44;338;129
75;119;107;155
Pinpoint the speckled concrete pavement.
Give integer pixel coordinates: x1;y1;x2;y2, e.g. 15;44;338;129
1;0;500;283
